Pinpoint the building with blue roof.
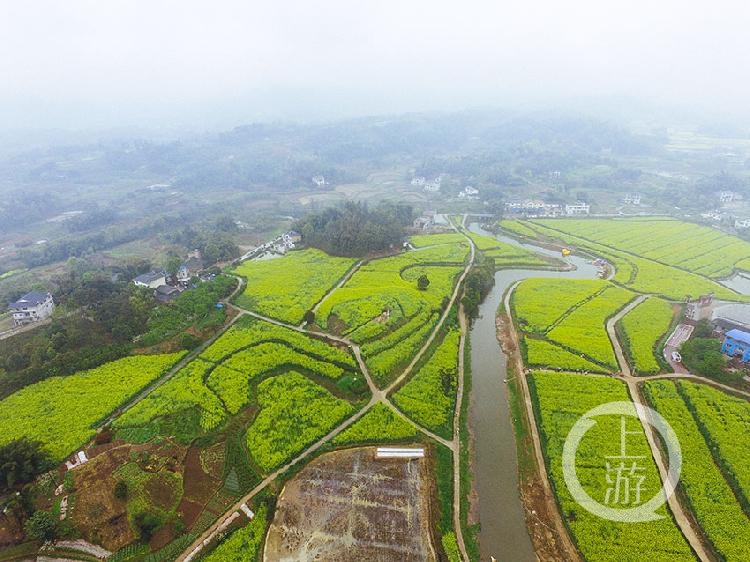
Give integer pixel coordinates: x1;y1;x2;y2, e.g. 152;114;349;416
721;329;750;362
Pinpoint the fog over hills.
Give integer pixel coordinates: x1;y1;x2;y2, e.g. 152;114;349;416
2;0;750;131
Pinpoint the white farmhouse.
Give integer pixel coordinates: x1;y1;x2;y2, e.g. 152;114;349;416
312;175;326;187
9;291;55;326
735;218;750;229
623;193;641;205
133;271;167;289
565;202;591;216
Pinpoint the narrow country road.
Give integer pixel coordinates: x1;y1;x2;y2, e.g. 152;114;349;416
606;296;712;561
452;302;471;562
605;294;648;377
307;259;363;322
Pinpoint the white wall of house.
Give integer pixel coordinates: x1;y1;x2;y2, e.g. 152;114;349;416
11;294;55;326
134;275;166;289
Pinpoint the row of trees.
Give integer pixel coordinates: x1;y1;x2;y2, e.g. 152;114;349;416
295;202;413;257
462;251;496;318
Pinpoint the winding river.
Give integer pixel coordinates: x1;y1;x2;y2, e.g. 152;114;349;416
467;224;599;562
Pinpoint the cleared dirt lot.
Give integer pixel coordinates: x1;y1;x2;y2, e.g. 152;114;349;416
264;446;437;562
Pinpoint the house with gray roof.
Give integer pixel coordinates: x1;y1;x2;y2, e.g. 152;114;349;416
133;271;166;289
8;291;55;326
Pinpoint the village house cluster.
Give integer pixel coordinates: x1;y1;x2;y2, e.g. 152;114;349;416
504;199;590;217
457;186;480;200
238;230;302;263
700;191;750;229
411;175;443;192
132;249;206;303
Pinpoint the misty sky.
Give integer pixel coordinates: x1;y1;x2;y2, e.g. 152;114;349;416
2;0;750;130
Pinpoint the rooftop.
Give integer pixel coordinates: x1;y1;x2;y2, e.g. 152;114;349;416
725;328;750;346
9;291;51;310
134;271;165;284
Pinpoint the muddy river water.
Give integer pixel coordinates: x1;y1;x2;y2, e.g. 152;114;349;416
467;224;598;562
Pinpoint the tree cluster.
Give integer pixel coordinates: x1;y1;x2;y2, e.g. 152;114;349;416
166;226;240;264
296;202;413;257
462;251;496;318
0;438;52;492
680;338;728;379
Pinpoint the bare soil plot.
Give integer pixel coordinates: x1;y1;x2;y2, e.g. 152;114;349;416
264;446;437;562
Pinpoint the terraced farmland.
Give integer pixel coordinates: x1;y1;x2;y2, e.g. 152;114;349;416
114;317;362;451
316;245;466;385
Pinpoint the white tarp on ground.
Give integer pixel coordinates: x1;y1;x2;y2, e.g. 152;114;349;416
375;447;425;459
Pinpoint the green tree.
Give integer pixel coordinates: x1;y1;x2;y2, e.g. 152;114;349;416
179;332;201;350
24;510;58;541
113;480;128;500
680;338;727;378
417;274;430;291
166;255;182;278
303;310;316;325
0;438;52;491
134;511;162;540
693;318;713;338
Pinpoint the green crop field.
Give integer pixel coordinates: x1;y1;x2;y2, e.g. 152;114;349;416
114;358;228;438
316;243;466;385
464;230;552;268
546;286;634;369
513;279;633;370
392;329;460;439
533;218;750;279
203;504;268;562
200;317;356;367
523;337;608;373
0;353;183;460
115;318;361;443
678;382;750;506
332;402;419;445
644;380;750;560
232;248;356;323
501;219;748;301
618;297;674;374
511;278;607;333
246;372;354;471
529;372;694;561
411;233;467;247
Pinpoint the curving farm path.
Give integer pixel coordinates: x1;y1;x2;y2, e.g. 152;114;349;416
177;219;476;562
